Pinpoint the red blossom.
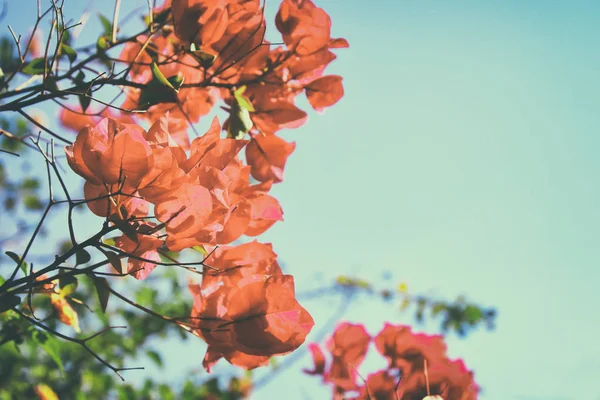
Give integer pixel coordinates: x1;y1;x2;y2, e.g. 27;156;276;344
188;273;314;372
325;322;371;390
245;133;296;183
374;323;447;375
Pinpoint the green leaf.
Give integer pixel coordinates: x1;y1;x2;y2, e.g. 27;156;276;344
96;36;109;52
79;95;91;113
137;78;179;109
88;274;110;313
227;102;253;139
158;384;175;400
233;86;255;112
97;13;113;37
104;251;122;274
21;57;47;75
24;194;44;210
464;305;484;324
75;249;91;266
136;287;156;306
31;330;64;375
59;274;78;297
5;251;27;276
189;43;217;69
60;43;77;63
145;349;163;367
0;294;20;313
191;245;208;256
20;178;40;190
431;302;446;316
0;66;4;87
151;62;177;92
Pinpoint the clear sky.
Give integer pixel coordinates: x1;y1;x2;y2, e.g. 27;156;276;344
6;1;600;399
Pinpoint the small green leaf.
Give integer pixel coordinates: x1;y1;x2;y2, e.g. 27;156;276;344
75;249;91;266
96;36;109;52
5;251;20;264
78;94;91;113
31;330;64;375
233;86;255;112
227;102;253;139
431;302;446;316
151;62;177;92
60;43;77;63
24;195;44;210
191;245;208;256
97;13;113;37
5;251;27;275
189;44;217;69
137;78;178;109
59;274;78;297
21;58;47;75
464;305;484;324
146;349;163;367
104;251;122;274
0;66;4;87
103;237;116;247
21;178;40;190
88;274;110;313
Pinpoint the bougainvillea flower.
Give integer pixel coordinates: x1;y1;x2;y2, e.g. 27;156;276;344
325;322;371;390
357;370;399;400
189;273;314;372
245;133;296;183
373;323;447;375
172;0;229;49
83;182;149;218
302;343;327;375
201;240;281;287
155;178;213;251
65;118;153;188
396;358;479;400
276;0;332;56
244;193;284;236
305;75;344;112
114;227;164;280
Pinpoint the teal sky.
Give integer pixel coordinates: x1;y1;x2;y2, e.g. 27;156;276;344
7;1;600;399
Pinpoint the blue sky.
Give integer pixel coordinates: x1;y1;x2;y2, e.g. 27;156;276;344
6;1;600;399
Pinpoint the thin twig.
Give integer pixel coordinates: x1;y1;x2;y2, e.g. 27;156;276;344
111;0;121;43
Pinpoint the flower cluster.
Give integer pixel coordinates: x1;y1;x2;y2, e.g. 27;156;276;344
60;0;347;373
305;322;479;400
65;116;283;271
186;241;313;371
115;0;347;150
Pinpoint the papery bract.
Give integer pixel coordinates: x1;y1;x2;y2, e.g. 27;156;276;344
325;322;371;390
245;134;296;183
189;270;313;372
115;227;164;280
374;323;447;375
65;118;153;188
305;75;344;112
397;359;479;400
